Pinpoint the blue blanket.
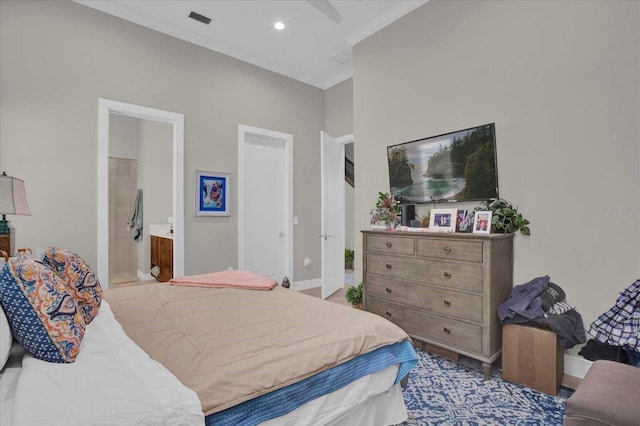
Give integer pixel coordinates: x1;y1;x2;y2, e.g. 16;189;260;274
206;339;417;426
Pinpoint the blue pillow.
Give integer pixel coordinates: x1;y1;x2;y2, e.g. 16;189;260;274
0;258;86;363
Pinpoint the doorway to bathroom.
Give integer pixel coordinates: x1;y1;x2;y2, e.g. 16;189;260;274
108;114;173;287
97;98;185;289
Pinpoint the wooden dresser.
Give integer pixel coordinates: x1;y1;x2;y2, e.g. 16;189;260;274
362;230;513;378
150;235;173;282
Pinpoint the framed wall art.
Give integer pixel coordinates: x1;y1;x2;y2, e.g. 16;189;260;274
195;170;230;216
473;210;492;234
428;208;457;233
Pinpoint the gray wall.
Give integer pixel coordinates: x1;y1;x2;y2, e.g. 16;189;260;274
0;0;324;282
353;0;640;347
109;115;139;160
324;78;353;137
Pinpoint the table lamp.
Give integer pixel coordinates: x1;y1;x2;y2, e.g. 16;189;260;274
0;172;31;256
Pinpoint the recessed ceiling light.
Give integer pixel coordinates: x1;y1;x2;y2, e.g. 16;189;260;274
274;22;285;30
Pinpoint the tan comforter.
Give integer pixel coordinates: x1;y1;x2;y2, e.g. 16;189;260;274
104;284;409;416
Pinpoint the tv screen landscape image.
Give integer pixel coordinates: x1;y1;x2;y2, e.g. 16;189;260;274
387;123;499;203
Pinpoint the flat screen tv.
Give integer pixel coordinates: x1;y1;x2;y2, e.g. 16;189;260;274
387;123;498;203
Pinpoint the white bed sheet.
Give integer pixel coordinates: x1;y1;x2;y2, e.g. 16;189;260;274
10;300;204;426
261;364;407;426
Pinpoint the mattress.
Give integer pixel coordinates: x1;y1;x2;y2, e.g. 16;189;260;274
104;283;416;422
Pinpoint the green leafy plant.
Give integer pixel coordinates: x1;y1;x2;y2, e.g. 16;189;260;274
344;249;354;269
344;249;355;261
473;198;531;235
345;282;363;308
369;192;401;226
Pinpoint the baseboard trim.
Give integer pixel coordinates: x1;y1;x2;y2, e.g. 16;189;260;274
292;278;321;291
137;270;153;281
564;353;592;380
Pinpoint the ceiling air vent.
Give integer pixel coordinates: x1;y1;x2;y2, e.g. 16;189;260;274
188;11;212;25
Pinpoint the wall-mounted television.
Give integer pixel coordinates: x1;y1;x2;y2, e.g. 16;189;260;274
387;123;498;203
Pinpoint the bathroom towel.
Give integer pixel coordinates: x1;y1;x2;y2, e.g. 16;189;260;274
170;270;277;290
128;189;143;242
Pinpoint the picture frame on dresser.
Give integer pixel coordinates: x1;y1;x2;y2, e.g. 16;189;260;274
428;208;457;232
473;211;492;234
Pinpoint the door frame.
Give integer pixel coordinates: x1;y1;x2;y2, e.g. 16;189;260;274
97;98;185;288
237;124;293;280
321;133;354;297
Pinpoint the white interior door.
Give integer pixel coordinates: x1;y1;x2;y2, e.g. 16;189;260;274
238;126;293;282
321;131;345;299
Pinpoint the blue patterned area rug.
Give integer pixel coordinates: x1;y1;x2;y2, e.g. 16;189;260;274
401;349;573;425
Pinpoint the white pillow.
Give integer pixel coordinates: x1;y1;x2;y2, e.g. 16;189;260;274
0;303;11;370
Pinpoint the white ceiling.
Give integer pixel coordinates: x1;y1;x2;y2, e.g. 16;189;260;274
75;0;427;89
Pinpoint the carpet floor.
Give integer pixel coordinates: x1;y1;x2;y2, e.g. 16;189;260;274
401;349;573;425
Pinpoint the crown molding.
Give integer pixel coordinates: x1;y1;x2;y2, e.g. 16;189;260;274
344;0;428;46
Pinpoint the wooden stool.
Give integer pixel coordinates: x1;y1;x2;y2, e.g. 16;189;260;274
501;324;563;395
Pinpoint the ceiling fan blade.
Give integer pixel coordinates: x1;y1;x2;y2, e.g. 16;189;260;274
306;0;343;23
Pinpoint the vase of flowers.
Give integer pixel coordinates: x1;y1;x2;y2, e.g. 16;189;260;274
370;192;401;229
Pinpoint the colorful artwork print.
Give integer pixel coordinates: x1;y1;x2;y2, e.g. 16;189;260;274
195;171;230;216
201;177;225;210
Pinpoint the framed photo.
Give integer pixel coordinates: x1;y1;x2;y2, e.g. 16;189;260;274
428;208;457;232
473;211;492;234
456;209;468;232
195;170;230;216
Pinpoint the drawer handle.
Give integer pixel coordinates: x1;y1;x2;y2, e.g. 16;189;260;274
443;246;452;254
443;327;451;335
443;271;452;279
385;287;392;294
385;264;392;270
386;242;393;248
443;299;451;307
385;311;392;317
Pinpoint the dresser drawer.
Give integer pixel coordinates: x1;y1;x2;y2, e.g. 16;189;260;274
366;234;414;256
366;253;483;293
367;298;482;353
365;274;483;323
416;239;483;263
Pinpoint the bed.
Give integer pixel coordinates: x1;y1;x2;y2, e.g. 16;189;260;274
1;269;417;425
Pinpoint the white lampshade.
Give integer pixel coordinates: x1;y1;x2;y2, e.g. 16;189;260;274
0;173;31;216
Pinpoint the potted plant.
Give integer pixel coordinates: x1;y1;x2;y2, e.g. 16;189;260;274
344;248;354;270
473;198;531;235
345;282;363;309
370;192;401;229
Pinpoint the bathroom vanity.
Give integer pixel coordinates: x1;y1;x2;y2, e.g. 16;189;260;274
149;225;173;282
